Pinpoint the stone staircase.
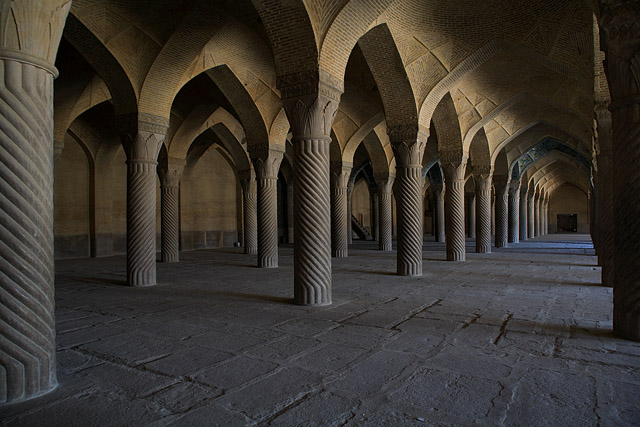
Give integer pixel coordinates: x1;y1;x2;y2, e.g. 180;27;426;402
351;215;373;241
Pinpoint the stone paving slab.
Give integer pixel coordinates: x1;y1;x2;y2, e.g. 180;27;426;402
1;234;639;426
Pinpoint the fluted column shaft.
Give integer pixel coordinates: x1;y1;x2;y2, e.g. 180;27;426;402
433;185;446;242
372;193;380;241
600;3;640;340
534;194;541;237
159;159;184;263
508;181;520;243
393;140;426;275
475;173;492;253
527;194;535;238
442;155;468;261
253;151;283;268
466;193;476;238
240;174;258;255
376;178;394;251
519;183;529;241
331;164;351;258
494;176;509;248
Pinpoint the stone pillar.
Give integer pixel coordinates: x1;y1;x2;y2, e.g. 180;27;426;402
519;181;529;241
534;190;540;237
527;190;535;239
0;0;70;403
347;181;354;244
433;184;446;242
287;180;294;243
466;192;476;238
391;136;426;275
493;175;509;248
158;158;185;263
282;86;340;306
596;108;614;286
474;169;492;254
376;176;395;251
372;193;380;241
252;149;283;268
330;162;351;257
542;194;549;235
441;151;468;261
600;2;640;340
508;180;520;243
239;171;258;255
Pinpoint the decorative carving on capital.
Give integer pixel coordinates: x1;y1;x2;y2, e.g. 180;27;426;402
509;179;521;194
493;175;509;191
441;159;467;182
158;157;185;188
253;149;284;178
0;0;71;73
118;113;169;162
392;140;426;166
330;162;352;188
375;176;395;194
283;94;339;138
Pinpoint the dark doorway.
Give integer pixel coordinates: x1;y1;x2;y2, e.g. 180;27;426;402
557;214;577;232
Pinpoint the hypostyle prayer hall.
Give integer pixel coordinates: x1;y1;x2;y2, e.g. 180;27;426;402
1;0;639;425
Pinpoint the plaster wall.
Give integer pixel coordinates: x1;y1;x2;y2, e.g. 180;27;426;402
548;183;589;233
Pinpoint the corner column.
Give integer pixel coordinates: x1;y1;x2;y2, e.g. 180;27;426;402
391;136;426;275
508;180;521;243
158;157;185;263
331;162;352;257
0;0;71;403
239;170;258;255
441;152;468;261
474;169;492;253
376;175;395;251
252;149;284;268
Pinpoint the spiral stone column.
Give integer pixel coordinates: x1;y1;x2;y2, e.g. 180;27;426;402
494;175;509;248
372;193;380;241
542;194;549;235
376;175;395;251
442;151;468;261
158;157;185;263
347;181;354;244
331;162;351;257
433;184;446;242
391;137;426;275
287;180;294;243
527;191;535;238
282;85;340;306
0;0;70;403
466;192;476;238
239;171;258;255
600;2;640;340
508;180;520;243
534;191;541;237
474;169;492;254
519;181;529;240
252;150;283;268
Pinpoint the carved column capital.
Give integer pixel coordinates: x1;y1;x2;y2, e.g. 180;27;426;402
253;149;284;179
158;157;186;188
392;139;427;167
509;179;521;195
282;92;340;139
118;113;169;162
375;176;395;194
441;151;469;182
330;162;352;188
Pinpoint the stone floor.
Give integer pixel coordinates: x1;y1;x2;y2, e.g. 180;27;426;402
2;234;640;426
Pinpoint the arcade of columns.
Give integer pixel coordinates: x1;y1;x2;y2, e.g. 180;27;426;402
0;0;639;404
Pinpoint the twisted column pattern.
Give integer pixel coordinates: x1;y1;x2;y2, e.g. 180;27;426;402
434;186;446;242
466;193;476;238
508;183;520;243
257;176;278;267
127;160;159;285
443;161;467;261
494;178;509;248
395;165;424;274
293;138;332;305
534;194;541;237
0;60;57;403
331;186;348;257
160;186;179;262
377;184;393;251
527;195;535;238
519;184;528;240
372;194;379;242
331;165;350;258
347;182;354;244
475;175;492;253
242;179;258;255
